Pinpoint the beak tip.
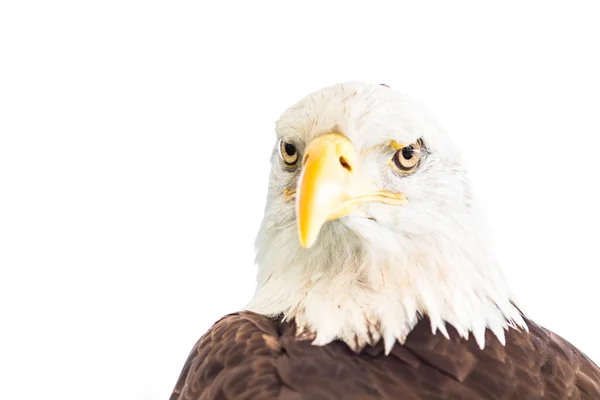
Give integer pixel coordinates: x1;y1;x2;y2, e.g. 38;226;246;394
298;229;316;249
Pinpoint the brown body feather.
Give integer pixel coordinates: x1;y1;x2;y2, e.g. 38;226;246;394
170;311;600;400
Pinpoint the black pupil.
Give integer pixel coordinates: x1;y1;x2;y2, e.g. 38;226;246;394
402;146;414;160
284;143;296;156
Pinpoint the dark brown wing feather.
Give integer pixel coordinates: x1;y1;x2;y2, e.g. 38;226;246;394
170;311;600;400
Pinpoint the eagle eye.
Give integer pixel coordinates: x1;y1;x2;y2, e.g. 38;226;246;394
392;139;422;173
279;140;299;167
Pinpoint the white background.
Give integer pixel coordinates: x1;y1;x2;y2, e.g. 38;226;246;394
1;1;599;399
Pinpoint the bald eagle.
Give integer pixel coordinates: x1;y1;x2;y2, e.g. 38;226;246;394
170;82;600;399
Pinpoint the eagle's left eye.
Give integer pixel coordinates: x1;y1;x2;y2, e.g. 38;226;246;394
392;139;422;173
279;140;299;167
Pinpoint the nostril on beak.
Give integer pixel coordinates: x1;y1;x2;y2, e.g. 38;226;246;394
339;156;352;172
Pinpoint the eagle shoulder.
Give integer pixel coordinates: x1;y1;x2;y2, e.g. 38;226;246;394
527;321;600;399
170;311;286;400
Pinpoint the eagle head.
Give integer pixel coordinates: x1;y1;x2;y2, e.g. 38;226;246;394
247;82;526;353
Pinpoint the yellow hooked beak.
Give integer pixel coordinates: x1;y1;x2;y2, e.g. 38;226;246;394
296;133;407;248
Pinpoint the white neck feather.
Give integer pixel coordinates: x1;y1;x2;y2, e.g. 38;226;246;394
247;210;526;354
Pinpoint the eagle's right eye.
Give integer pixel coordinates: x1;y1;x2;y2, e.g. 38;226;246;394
279;140;299;167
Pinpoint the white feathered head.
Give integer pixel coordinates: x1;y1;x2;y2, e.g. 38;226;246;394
248;82;525;353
